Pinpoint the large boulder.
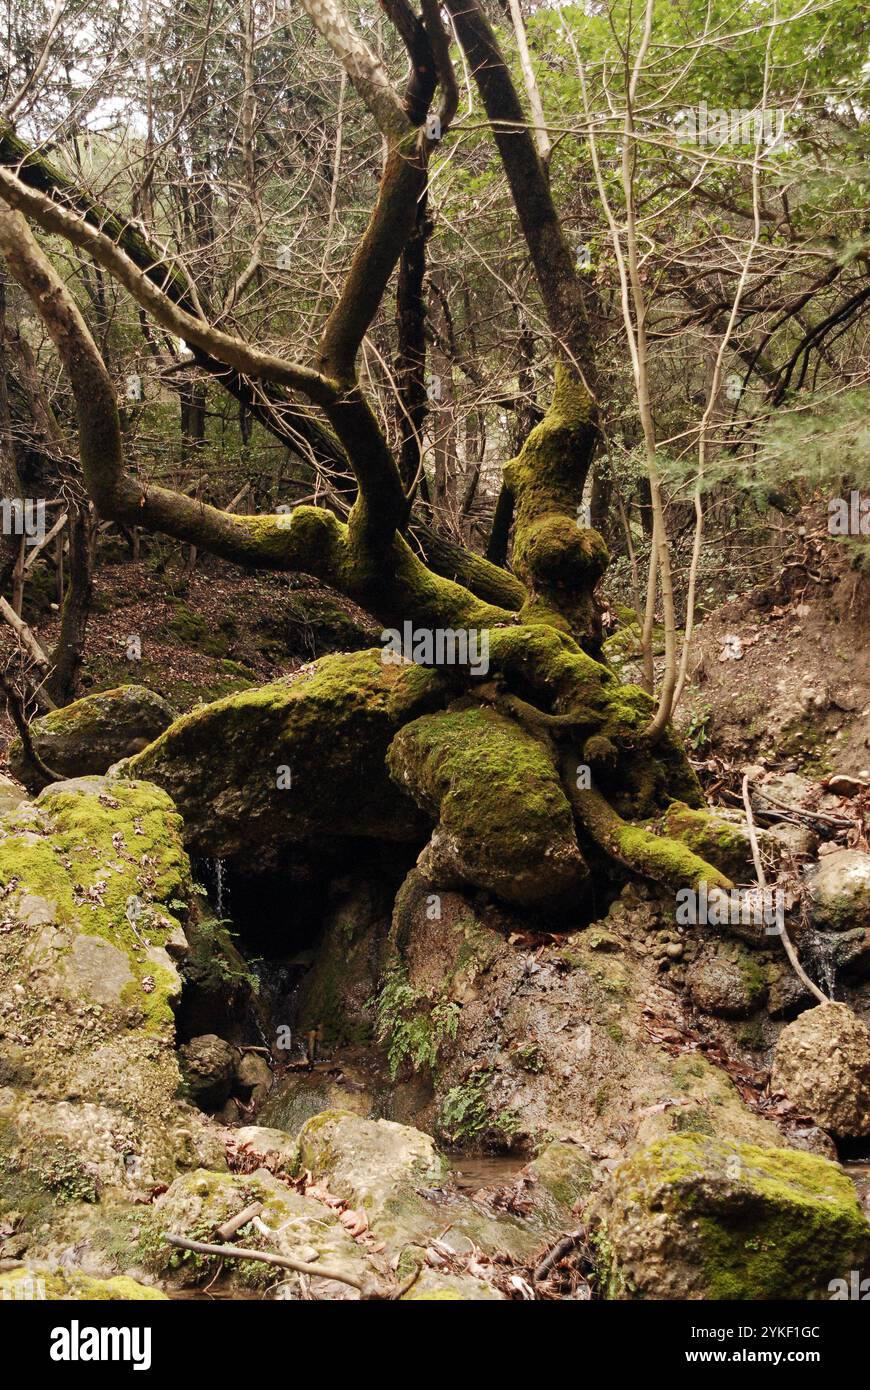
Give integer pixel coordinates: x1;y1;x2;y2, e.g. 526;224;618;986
0;775;222;1266
599;1133;870;1299
808;850;870;932
771;1002;870;1136
126;650;439;858
9;685;175;791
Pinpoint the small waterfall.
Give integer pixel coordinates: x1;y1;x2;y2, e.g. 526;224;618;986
214;858;228;918
803;928;838;999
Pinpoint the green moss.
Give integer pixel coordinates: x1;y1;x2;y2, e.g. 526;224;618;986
387;703;586;905
662;801;753;879
127;649;442;856
0;778;191;1035
611;1134;870;1299
0;1269;167;1300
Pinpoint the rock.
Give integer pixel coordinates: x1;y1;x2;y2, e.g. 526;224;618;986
296;1111;447;1216
686;947;767;1018
827;775;869;799
808;849;870;932
0;775;222;1267
0;1268;167;1300
154;1167;373;1296
0;774;27;815
179;1035;238;1110
766;967;814;1019
64;934;134;1006
662;802;760;880
767;821;819;858
259;1066;376;1134
127;650;436;858
599;1133;870;1299
234;1051;273;1104
525;1141;593;1216
231;1126;299;1173
832;928;870;980
9;685;175;792
772;1003;870;1136
752;772;813;815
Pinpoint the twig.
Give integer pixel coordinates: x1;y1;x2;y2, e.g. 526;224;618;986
741;772;829;1006
163;1233;401;1299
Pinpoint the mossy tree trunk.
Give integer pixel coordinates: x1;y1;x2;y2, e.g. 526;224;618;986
0;1;725;895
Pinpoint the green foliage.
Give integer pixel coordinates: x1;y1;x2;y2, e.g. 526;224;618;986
374;966;460;1080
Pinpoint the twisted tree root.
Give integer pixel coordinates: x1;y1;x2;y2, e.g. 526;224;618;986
562;755;732;892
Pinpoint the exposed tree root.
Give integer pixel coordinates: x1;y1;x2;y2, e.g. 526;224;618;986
562;755;733;892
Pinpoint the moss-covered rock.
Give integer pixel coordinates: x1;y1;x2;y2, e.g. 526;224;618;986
686;945;768;1019
0;1268;167;1300
662;802;760;881
126;650;440;858
9;686;175;791
599;1133;870;1299
387;704;587;906
0;776;222;1256
808;850;870;932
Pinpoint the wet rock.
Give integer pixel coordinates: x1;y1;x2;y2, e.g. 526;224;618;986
685;947;767;1018
599;1133;870;1299
808;849;870;932
525;1141;593;1216
766;967;815;1020
179;1035;238;1110
9;685;175;792
772;1003;870;1136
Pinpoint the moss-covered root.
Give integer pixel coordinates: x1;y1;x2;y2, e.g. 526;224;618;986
502;365;607;647
562;757;732;892
388;704;588;907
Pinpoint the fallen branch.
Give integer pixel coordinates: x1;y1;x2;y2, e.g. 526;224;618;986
534;1228;584;1283
163;1233;416;1300
741;771;829;1006
215;1202;263;1242
0;668;60;785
